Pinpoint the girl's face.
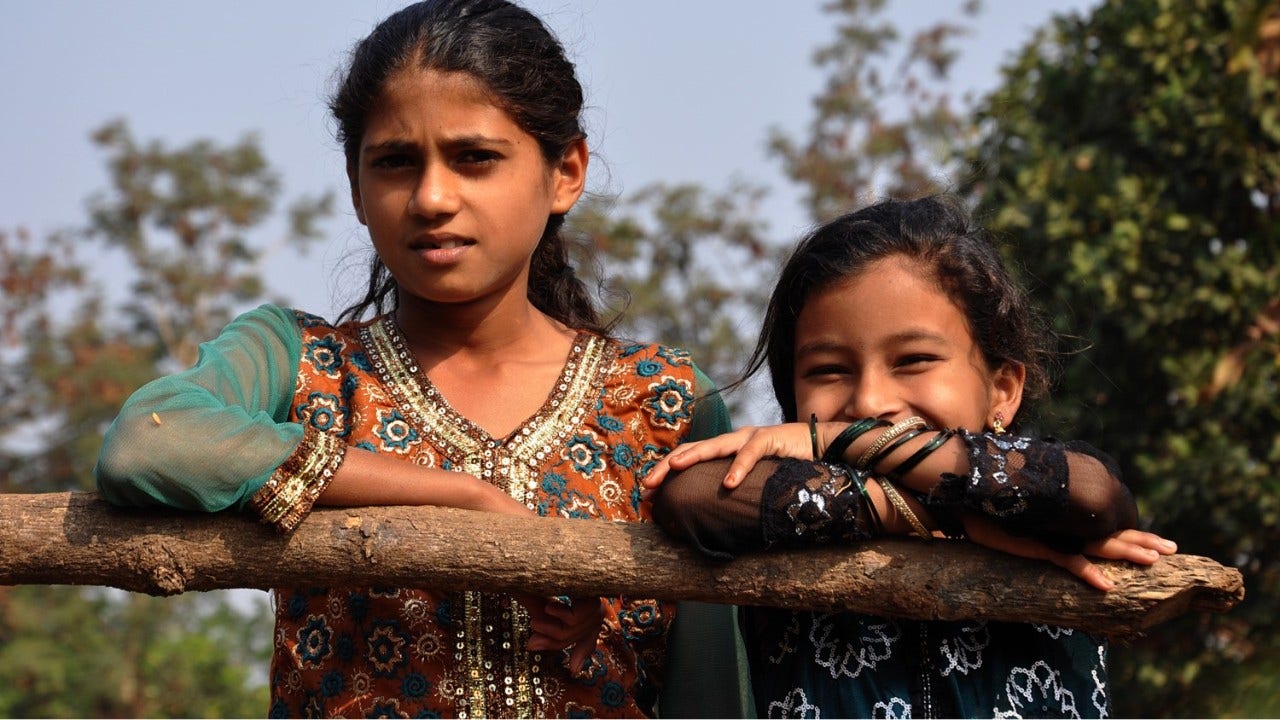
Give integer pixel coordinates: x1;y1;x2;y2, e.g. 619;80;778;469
349;68;586;308
792;254;1024;432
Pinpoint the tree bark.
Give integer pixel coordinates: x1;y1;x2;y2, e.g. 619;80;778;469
1;491;1242;640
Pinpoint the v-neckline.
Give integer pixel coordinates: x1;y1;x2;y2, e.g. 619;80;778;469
360;317;614;482
387;317;591;443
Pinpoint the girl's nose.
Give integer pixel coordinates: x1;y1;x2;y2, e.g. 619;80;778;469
846;371;900;421
410;167;461;218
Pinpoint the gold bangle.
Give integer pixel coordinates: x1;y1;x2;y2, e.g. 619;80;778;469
857;416;926;470
876;478;933;541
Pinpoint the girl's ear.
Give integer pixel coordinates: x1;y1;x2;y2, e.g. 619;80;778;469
550;138;589;214
989;361;1026;430
347;161;366;225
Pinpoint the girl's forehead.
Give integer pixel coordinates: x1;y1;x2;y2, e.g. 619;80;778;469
382;67;498;107
798;257;971;341
364;67;526;141
822;255;943;302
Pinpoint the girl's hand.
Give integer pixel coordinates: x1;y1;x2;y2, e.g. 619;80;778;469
961;516;1177;592
642;423;814;491
1081;528;1178;565
473;481;538;518
524;596;606;672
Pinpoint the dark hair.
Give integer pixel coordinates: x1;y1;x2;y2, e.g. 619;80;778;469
743;195;1053;423
331;0;603;332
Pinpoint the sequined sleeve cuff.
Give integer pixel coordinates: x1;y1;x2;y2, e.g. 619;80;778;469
248;425;346;532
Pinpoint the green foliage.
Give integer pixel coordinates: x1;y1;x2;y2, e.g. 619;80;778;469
961;1;1280;714
0;587;270;718
0;121;329;716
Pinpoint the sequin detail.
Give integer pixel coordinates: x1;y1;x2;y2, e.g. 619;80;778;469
262;312;697;718
250;425;345;532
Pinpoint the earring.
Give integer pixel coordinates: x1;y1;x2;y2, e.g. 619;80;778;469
992;412;1006;434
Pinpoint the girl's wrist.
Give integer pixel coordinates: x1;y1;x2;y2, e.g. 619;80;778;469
867;477;937;538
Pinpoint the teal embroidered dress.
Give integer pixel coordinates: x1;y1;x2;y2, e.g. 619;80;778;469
96;304;747;718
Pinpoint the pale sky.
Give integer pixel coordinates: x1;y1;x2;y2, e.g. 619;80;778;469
3;0;1096;320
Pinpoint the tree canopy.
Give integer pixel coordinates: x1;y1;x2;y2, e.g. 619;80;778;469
962;1;1279;714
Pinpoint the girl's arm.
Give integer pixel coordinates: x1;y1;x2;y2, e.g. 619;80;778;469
653;456;884;559
95;304;313;515
96;306;598;662
647;421;1136;543
647;422;1174;589
95;305;527;531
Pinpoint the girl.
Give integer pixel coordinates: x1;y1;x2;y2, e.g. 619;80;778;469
643;196;1176;718
95;1;743;717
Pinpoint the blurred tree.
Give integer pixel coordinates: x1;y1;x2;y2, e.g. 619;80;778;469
0;587;272;718
962;0;1280;715
0;120;332;717
568;181;776;414
770;0;981;222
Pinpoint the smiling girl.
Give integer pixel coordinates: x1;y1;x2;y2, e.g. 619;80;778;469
644;195;1176;718
94;1;743;716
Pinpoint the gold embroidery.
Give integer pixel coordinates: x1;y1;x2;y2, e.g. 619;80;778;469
364;318;611;718
362;319;612;509
249;425;345;532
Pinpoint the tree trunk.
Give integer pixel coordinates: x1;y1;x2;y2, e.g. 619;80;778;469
1;491;1242;641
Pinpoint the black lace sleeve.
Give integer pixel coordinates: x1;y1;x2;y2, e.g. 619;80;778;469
654;433;1137;558
652;457;880;560
926;431;1137;551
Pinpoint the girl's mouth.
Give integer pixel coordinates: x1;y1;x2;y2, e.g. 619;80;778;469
412;234;475;264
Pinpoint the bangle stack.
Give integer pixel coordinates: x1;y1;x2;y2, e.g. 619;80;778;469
828;462;883;536
857;416;927;470
885;429;955;482
815;415;970;542
821;417;888;463
813;416;962;541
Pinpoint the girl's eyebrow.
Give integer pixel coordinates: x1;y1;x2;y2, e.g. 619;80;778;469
442;134;515;148
362;135;515;154
794;339;847;357
886;329;951;345
362;138;416;155
796;330;951;358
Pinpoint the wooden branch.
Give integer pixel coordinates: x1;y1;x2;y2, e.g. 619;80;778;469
1;492;1243;640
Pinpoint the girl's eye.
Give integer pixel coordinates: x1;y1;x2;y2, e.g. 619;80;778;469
802;364;848;378
371;153;414;170
896;354;940;369
456;149;500;166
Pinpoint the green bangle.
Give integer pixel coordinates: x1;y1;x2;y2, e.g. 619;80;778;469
821;418;888;464
867;427;929;473
809;413;820;460
885;429;955;483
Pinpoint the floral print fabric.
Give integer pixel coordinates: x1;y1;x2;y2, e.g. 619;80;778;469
267;311;711;718
745;608;1110;719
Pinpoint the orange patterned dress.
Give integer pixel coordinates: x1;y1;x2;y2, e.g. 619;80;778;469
236;310;725;718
